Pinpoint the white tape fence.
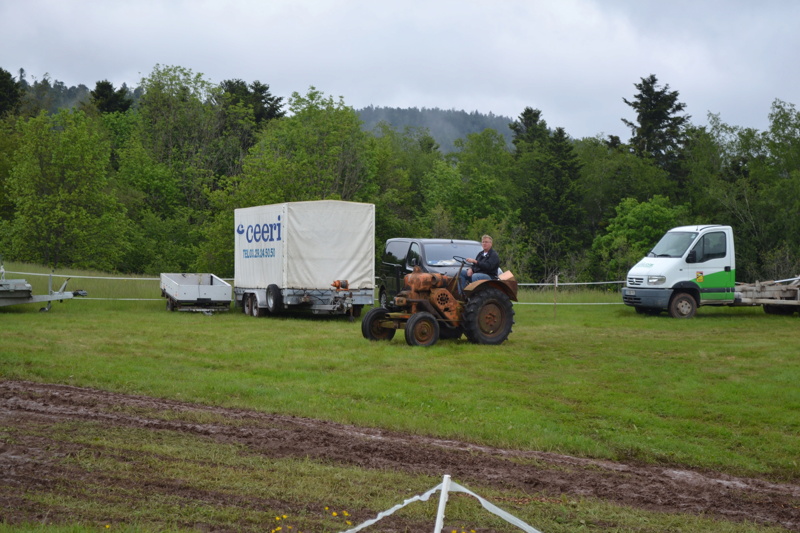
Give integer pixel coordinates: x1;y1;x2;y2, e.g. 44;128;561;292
340;474;543;533
5;270;625;306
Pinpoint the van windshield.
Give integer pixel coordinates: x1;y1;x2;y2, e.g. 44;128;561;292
424;243;482;266
649;232;698;258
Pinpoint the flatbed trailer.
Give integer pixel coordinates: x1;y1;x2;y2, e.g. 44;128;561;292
734;277;800;314
160;273;232;312
0;264;87;311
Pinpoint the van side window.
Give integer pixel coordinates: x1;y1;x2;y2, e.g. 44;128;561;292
384;241;409;265
407;242;421;268
692;232;727;262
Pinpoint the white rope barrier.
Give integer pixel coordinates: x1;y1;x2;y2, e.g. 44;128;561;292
520;280;624;287
6;270;623;305
340;474;543;533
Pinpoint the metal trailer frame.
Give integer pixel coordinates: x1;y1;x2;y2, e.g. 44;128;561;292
0;263;86;311
734;276;800;307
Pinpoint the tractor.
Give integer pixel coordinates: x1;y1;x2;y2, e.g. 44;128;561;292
361;256;517;346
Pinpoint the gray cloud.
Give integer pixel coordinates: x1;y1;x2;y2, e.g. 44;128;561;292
1;0;797;140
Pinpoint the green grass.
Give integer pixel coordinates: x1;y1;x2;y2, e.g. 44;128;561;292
1;260;798;531
0;421;784;533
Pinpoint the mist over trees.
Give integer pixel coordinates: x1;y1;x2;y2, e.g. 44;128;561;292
358;106;514;154
1;65;799;284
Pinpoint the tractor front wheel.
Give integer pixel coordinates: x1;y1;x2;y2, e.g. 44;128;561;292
362;307;396;341
404;312;440;346
462;287;514;345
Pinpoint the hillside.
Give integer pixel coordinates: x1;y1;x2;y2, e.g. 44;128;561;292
358;105;515;154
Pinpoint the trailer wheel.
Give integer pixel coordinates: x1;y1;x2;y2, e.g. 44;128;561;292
166;298;175;312
362;307;396;341
250;294;265;317
763;304;795;315
405;312;440;346
266;284;282;314
669;293;697;318
243;293;254;315
462;287;514;345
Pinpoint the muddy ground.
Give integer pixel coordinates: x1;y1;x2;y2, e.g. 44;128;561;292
1;380;798;531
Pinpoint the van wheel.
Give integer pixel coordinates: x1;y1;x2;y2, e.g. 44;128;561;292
669;293;697;318
439;325;463;340
379;289;388;308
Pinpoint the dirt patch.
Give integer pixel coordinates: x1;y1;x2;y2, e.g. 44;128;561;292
1;380;798;531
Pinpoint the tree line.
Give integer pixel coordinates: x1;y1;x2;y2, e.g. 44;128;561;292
1;65;798;284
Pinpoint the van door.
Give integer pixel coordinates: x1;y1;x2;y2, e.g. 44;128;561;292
686;230;735;303
382;239;411;301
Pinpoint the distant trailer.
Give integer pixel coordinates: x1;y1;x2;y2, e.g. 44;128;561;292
160;273;232;313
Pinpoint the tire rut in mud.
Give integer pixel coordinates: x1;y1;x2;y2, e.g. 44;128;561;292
1;380;798;530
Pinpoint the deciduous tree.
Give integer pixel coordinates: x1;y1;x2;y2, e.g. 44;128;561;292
7;110;127;269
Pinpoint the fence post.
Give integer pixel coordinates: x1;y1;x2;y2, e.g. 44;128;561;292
553;274;558;318
433;474;451;533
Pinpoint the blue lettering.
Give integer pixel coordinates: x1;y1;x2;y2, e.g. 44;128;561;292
242;248;276;259
237;215;283;244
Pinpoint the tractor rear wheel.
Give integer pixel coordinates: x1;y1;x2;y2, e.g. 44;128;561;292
462;287;514;345
404;312;440;346
362;307;396;341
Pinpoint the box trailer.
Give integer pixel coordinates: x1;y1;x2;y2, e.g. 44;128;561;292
160;273;232;312
234;200;375;317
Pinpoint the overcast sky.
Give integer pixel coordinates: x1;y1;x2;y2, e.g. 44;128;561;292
1;0;798;140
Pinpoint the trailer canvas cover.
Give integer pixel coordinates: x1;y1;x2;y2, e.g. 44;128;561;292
234;201;374;290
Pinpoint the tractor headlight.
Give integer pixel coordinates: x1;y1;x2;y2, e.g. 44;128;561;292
647;275;666;286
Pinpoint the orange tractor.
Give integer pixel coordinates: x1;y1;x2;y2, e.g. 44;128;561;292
361;256;517;346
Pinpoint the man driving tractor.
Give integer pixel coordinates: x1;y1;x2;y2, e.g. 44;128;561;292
458;234;500;293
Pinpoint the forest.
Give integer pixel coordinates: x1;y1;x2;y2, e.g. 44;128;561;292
0;64;798;284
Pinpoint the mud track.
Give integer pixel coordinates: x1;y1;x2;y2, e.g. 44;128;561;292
1;380;798;531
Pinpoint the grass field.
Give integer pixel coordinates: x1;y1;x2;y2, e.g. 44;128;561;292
1;261;798;531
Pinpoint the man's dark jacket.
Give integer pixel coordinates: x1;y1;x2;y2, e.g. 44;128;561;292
473;248;500;278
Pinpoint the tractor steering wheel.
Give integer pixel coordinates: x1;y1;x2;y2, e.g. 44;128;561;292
453;255;469;265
